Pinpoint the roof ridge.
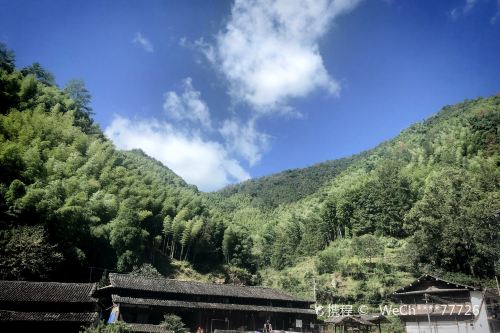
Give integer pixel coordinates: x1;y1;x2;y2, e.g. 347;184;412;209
108;273;314;303
111;273;285;290
391;273;481;295
0;280;95;287
419;273;479;290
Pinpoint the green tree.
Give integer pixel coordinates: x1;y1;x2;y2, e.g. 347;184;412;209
222;225;254;269
406;168;499;277
21;62;56;86
320;199;341;241
18;74;38;104
271;216;302;269
160;314;188;333
64;79;94;132
131;263;163;278
316;238;352;274
351;234;384;263
0;226;63;280
80;321;129;333
0;42;15;73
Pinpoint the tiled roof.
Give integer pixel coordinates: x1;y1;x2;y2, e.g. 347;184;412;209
108;274;312;303
112;295;316;315
0;310;99;323
0;280;97;303
391;274;479;295
126;323;174;333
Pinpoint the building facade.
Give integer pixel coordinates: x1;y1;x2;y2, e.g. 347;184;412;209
99;273;317;333
391;274;500;333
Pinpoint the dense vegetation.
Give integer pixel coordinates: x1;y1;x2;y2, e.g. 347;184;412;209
216;153;367;210
211;92;499;306
0;43;235;281
0;43;498;312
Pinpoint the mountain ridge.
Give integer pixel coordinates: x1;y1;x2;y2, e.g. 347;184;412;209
0;49;497;314
213;95;499;210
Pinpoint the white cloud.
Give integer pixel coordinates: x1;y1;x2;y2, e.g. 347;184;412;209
104;116;250;191
162;77;269;166
163;78;212;129
132;32;154;53
203;0;362;111
220;119;269;166
449;0;479;20
450;0;500;22
464;0;479;12
180;37;216;63
104;76;272;190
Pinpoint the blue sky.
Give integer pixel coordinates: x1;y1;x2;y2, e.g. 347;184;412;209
1;0;499;191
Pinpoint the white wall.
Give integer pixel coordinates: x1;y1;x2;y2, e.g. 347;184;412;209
405;320;471;333
471;290;490;333
403;291;491;333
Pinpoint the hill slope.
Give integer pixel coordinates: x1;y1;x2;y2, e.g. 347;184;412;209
0;45;498;309
216;96;499;211
216;153;368;210
0;56;226;281
211;95;499;304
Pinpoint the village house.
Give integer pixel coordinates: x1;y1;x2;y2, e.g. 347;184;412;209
0;280;101;332
97;273;317;333
390;274;500;333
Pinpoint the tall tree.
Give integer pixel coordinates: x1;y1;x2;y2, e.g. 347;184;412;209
21;62;56;86
406;167;499;277
0;42;15;73
0;226;63;280
64;79;94;131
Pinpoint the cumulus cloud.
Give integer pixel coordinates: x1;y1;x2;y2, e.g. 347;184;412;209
105;116;250;191
132;32;154;53
220;119;270;166
163;78;212;129
202;0;362;111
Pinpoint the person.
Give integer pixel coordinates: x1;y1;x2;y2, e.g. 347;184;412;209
197;326;204;333
263;320;273;333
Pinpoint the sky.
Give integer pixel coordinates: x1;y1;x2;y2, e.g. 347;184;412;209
1;0;499;191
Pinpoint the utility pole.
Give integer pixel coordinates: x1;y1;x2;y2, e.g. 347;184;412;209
424;293;433;333
313;277;317;303
494;210;500;296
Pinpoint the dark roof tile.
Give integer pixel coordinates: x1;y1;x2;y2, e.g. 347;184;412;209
126;323;173;333
112;295;316;315
0;280;97;303
108;274;312;303
0;310;99;323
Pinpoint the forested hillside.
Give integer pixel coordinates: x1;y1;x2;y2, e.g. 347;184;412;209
216;153;367;209
0;44;232;281
0;43;498;309
211;92;500;306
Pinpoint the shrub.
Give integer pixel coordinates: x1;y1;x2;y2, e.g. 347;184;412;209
316;239;352;274
161;314;188;333
80;321;128;333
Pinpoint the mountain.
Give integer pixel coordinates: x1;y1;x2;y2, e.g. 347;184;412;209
216;153;368;210
0;53;221;281
0;45;498;309
216;96;499;211
210;94;499;304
